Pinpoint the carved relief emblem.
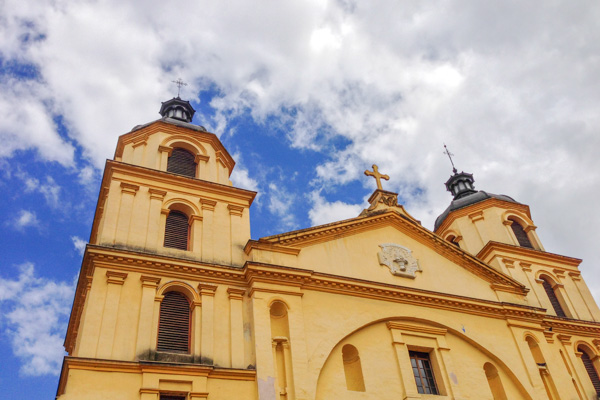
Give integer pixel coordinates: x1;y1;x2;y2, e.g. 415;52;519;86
377;243;421;279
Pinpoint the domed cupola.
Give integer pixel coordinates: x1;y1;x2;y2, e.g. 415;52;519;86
159;97;196;123
445;171;477;199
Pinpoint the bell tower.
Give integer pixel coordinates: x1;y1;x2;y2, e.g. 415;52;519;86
434;168;600;322
57;98;258;400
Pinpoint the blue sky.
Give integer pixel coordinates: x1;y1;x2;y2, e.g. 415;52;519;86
2;1;600;398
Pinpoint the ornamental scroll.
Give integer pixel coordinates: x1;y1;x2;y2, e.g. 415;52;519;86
377;243;421;279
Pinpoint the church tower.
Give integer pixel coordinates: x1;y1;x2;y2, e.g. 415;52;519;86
57;98;258;400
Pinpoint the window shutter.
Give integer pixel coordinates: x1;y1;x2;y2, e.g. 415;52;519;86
580;349;600;395
157;292;190;353
164;211;189;250
510;220;533;248
167;148;197;178
541;279;566;317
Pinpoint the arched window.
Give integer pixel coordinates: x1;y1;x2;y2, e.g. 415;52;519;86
164;210;189;250
446;235;460;248
157;291;190;353
509;218;533;248
540;277;566;317
342;344;366;392
270;301;294;397
483;363;507;400
578;346;600;396
167;148;197;178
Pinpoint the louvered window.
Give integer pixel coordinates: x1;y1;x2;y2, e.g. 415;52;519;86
157;292;190;353
510;220;533;248
410;351;439;395
167;148;197;178
580;348;600;395
541;278;566;317
164;211;189;250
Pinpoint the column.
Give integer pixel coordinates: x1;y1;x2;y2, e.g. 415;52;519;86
114;182;139;245
200;199;216;262
469;211;489;245
195;154;209;180
190;215;203;254
435;336;464;399
158;145;172;170
228;205;245;266
389;329;420;400
199;283;217;364
96;271;128;358
135;276;161;358
282;341;295;400
228;287;246;368
145;189;166;251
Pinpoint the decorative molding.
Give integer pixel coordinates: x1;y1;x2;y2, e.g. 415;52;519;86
502;258;515;268
198;283;218;296
387;321;447;336
244;240;301;256
194;154;210;163
200;199;217;211
520;262;532;272
502;220;513;226
543;330;555;343
568;271;582;281
120;182;140;195
158;145;173;156
140;275;161;288
557;334;572;345
228;204;244;216
552;268;566;278
148;188;167;200
106;270;128;285
227;287;246;300
468;210;484;222
477;241;582;269
377;243;421;279
524;225;537;233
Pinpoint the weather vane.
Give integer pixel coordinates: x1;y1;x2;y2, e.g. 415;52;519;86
443;143;457;174
172;78;187;97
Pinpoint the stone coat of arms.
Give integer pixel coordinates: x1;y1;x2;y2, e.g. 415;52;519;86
377;243;421;278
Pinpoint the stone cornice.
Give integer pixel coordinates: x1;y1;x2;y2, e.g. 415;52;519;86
243;240;301;256
434;197;532;235
114;120;235;174
57;356;256;396
477;241;582;269
64;245;599;356
89;160;256;244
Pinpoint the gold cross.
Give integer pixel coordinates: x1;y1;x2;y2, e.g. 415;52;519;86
364;164;389;190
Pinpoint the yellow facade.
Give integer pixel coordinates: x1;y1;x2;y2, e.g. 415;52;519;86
57;100;600;400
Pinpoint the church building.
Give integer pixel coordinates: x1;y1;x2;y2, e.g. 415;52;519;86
56;97;600;399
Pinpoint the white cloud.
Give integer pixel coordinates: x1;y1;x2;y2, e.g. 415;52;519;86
267;183;297;230
0;263;74;376
308;190;363;226
71;236;87;255
16;172;62;208
13;210;40;231
0;0;599;302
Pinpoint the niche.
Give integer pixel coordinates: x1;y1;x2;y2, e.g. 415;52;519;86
270;301;294;400
342;344;366;391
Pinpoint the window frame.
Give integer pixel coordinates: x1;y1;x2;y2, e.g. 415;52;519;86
409;350;440;395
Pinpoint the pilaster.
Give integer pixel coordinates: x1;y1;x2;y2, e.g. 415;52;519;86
145;189;166;251
115;183;139;245
135;276;161;358
228;287;246;368
199;283;217;364
200;199;217;262
96;271;128;358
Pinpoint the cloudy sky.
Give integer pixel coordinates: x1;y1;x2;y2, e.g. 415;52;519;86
1;0;600;397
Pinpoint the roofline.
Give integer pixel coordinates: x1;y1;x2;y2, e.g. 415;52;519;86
259;210;527;292
114;119;236;175
477;241;582;268
435;197;532;234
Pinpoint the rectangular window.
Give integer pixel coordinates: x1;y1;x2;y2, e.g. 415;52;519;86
409;351;439;395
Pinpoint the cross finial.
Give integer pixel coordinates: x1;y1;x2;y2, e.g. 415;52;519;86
172;78;187;97
443;143;457;174
364;164;390;190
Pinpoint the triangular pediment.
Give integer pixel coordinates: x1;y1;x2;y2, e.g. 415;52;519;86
247;211;527;300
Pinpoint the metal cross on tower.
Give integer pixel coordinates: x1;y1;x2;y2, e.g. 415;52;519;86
172;78;187;97
364;164;390;190
443;143;458;173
